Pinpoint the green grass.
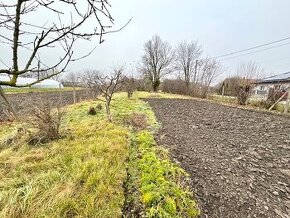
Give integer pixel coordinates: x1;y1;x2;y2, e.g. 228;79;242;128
0;102;128;217
115;93;199;217
4;87;83;94
130;132;199;217
0;91;199;217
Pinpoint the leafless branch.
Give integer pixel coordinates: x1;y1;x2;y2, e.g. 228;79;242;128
175;40;202;94
0;0;131;87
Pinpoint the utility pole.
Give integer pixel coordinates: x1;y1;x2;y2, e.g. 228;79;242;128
193;60;199;84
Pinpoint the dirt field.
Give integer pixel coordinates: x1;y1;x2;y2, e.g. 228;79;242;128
146;99;290;218
0;90;90;121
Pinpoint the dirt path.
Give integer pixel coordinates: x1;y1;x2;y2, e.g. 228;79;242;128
146;99;290;218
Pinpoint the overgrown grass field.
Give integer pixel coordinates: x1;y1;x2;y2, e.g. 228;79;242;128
0;92;199;217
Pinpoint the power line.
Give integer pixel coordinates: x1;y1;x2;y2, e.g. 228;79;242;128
215;36;290;58
219;41;290;61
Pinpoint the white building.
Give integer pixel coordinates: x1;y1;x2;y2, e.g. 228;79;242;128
253;72;290;100
0;75;63;89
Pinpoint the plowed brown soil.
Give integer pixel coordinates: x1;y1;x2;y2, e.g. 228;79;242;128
146;98;290;218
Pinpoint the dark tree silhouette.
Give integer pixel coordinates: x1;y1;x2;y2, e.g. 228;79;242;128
139;35;174;92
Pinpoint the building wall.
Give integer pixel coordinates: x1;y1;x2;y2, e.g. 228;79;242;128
253;83;290;99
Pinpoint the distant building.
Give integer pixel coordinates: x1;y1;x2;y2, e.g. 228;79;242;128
253;72;290;99
0;75;63;89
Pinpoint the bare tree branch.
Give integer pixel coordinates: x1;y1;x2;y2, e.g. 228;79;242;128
0;0;131;87
175;40;202;94
96;66;124;121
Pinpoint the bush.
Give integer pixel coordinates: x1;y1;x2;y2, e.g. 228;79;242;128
162;79;186;95
250;89;287;110
88;107;97;115
237;86;251;105
28;104;64;145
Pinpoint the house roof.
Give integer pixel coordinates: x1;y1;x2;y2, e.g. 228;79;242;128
256;71;290;84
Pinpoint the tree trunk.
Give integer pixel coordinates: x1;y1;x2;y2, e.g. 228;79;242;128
152;80;160;92
0;86;19;120
185;80;190;96
105;99;112;122
59;84;63;107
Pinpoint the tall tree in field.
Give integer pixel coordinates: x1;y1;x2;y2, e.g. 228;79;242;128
175;41;202;95
0;0;129;118
140;35;174;92
199;57;222;98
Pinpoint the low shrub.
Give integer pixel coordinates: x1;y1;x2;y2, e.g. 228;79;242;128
88;107;97;115
125;113;149;131
28;104;64;145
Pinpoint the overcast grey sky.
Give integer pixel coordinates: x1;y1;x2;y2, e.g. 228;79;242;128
68;0;290;79
2;0;290;80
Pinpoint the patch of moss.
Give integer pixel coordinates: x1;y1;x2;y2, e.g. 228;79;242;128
131;131;199;218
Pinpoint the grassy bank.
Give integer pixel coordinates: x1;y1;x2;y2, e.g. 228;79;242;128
0;92;199;217
0;102;128;217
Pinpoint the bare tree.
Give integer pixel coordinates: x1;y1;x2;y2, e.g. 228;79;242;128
97;67;124;121
139;35;174;92
199;57;222;98
79;70;101;99
0;0;130;118
236;61;263;105
175;41;202;95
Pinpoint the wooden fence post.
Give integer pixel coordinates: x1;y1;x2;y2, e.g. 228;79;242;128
284;90;290;114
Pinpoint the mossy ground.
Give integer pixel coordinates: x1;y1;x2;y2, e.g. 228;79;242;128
0;92;199;218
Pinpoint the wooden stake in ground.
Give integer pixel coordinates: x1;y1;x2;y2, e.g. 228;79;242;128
269;91;287;111
222;84;225;99
0;86;18;120
73;86;76;104
284;90;290;114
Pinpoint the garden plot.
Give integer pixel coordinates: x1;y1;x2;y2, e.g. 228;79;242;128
147;98;290;218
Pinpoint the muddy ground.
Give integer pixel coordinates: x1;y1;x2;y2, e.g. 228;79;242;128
146;99;290;218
